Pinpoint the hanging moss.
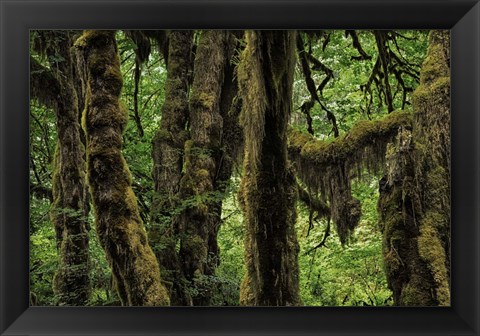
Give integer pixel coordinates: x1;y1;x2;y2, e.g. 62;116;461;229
75;30;169;306
238;31;300;306
288;110;412;244
297;182;331;220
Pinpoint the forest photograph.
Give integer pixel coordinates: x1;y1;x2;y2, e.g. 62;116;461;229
29;29;451;307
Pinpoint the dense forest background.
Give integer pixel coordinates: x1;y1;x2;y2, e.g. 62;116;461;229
29;29;451;306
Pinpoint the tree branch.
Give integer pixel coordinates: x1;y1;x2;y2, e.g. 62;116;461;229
296;34;339;137
345;30;372;61
305;220;331;254
288;110;412;171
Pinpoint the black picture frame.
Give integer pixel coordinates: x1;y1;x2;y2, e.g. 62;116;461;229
1;0;479;335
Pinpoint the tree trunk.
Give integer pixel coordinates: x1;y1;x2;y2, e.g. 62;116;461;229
75;30;169;306
177;30;228;306
206;32;244;303
31;31;91;306
238;31;300;306
151;30;194;306
378;30;450;306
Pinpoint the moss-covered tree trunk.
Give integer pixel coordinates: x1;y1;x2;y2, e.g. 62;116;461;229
31;31;91;306
75;30;169;306
238;31;300;306
151;30;194;306
378;30;450;306
177;30;229;306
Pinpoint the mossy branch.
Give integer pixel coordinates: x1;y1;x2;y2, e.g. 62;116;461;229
288;110;412;171
288;110;412;244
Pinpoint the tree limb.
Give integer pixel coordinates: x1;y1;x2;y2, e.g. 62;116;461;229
345;30;372;61
288;110;412;170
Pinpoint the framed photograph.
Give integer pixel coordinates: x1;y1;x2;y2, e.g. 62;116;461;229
1;0;479;335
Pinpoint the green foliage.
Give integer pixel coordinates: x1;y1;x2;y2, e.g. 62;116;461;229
215;178;245;305
30;84;58;305
214;175;393;306
87;224;120;306
293;30;428;137
29;203;118;305
30;211;58;305
118;31;168;228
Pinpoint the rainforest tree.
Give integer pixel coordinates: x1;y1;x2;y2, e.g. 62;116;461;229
75;30;169;306
377;30;450;306
30;30;91;306
151;30;194;306
238;31;301;306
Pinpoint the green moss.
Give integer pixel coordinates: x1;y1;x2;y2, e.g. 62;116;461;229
417;216;450;306
290;110;412;169
376;31;451;306
152;128;172;144
191;92;216;110
74;30;115;49
239;273;255;305
183;235;207;259
425;166;449;209
287;127;312;152
401;283;432;306
413;76;450;107
238;31;267;175
409;31;450;306
419;31;450;85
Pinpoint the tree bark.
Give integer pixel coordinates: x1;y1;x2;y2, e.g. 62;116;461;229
75;30;169;306
150;30;194;306
378;30;450;306
206;32;244;303
238;31;300;306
